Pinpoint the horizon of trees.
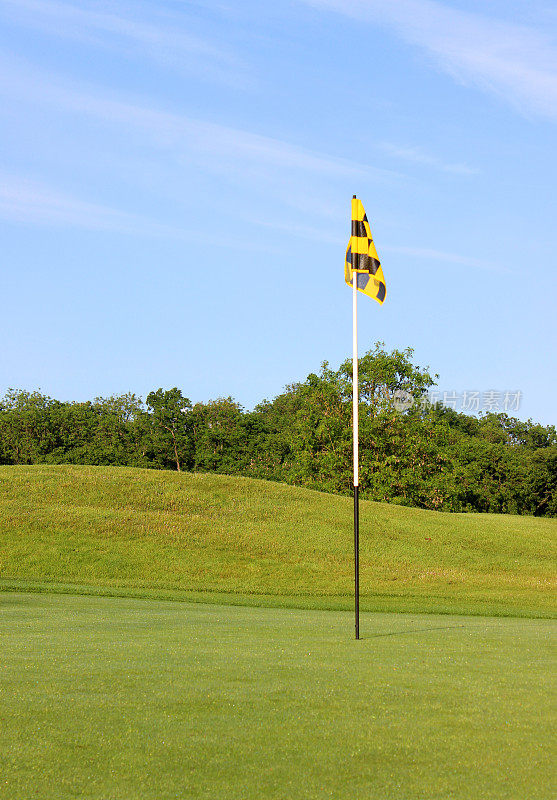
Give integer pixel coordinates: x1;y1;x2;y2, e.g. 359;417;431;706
1;343;555;517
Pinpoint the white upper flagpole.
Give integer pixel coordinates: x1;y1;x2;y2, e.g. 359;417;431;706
352;195;360;640
353;251;359;489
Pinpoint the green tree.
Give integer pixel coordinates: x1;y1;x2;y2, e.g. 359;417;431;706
190;398;259;474
526;447;557;516
337;341;437;412
0;389;58;463
146;388;192;471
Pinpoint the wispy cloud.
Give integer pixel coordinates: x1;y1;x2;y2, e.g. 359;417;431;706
0;54;402;184
0;172;318;256
0;172;177;234
303;0;557;121
377;142;478;175
0;172;262;248
382;244;511;274
0;51;477;193
246;215;345;246
0;0;248;86
247;216;508;273
0;171;507;273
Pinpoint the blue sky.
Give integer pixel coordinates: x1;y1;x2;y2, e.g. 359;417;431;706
1;0;555;424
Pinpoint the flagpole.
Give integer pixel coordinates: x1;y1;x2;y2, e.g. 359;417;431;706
352;195;360;641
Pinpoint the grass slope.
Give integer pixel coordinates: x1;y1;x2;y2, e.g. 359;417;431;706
0;465;555;617
1;593;555;800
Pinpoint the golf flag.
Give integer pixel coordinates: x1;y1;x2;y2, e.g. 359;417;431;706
347;195;385;639
345;197;386;304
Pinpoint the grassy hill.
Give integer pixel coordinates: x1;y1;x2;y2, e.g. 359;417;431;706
0;464;555;617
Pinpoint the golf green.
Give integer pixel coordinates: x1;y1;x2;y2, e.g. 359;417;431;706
1;593;555;799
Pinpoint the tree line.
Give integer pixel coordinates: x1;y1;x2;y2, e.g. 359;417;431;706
1;343;555;516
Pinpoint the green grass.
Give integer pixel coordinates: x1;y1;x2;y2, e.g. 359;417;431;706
1;467;555;798
1;592;555;800
1;464;555;617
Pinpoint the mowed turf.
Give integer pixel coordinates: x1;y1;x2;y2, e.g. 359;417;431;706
1;592;555;800
0;466;557;616
1;465;556;617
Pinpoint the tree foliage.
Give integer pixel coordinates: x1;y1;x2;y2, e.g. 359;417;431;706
146;388;192;472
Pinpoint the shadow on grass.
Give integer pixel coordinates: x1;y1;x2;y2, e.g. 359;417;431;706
360;624;466;639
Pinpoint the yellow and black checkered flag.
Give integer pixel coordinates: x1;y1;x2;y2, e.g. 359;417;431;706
345;196;386;304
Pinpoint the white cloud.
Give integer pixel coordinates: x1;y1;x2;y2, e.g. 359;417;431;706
0;171;507;273
303;0;557;120
382;243;510;273
0;54;402;184
0;172;178;234
246;216;508;273
0;51;478;189
0;172;333;256
0;0;248;85
377;142;478;175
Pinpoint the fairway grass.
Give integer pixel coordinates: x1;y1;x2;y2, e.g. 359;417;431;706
1;593;555;800
1;465;556;617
